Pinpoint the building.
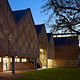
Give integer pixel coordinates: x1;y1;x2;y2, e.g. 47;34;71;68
53;33;79;67
35;25;55;68
0;0;79;74
35;24;48;68
0;0;39;73
0;0;17;72
47;33;55;68
13;9;40;70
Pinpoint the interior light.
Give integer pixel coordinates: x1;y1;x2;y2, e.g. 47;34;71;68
0;57;1;62
40;49;44;52
5;56;8;58
16;56;18;58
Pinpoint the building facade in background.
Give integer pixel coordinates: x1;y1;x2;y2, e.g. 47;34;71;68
47;33;55;68
53;34;79;67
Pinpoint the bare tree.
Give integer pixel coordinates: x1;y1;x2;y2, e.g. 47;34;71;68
41;0;80;34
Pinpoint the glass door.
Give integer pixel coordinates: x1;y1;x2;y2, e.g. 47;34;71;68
3;57;9;71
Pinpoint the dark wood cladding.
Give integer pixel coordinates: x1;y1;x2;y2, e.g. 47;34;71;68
55;36;78;60
0;0;17;56
48;35;55;59
0;0;39;58
54;36;79;67
16;10;39;58
39;27;48;47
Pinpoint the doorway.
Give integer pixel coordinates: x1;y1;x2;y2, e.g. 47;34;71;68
3;57;9;71
40;47;47;68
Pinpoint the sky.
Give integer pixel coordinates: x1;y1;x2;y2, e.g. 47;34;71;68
8;0;50;32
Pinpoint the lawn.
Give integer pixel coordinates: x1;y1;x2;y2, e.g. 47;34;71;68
18;68;80;80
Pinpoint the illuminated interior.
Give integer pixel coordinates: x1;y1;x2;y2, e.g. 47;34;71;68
0;57;1;62
48;59;54;68
22;58;27;62
53;34;77;38
3;57;9;71
15;58;20;62
40;47;47;68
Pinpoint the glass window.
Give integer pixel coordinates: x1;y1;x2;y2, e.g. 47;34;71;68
15;58;20;62
22;58;27;62
40;49;44;53
10;58;12;62
0;57;1;62
17;58;20;62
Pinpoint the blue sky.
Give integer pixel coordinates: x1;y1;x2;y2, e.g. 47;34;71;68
8;0;50;32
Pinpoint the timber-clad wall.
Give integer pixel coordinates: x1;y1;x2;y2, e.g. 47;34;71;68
9;62;34;70
54;36;79;67
0;0;17;56
0;0;79;69
39;27;48;47
55;37;78;60
0;0;39;58
16;9;39;58
48;35;55;59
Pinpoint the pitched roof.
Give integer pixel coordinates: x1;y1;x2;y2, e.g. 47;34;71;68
47;33;52;42
35;24;44;35
53;37;78;46
13;9;28;23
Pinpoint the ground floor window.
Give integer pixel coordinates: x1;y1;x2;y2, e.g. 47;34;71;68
10;58;12;62
0;57;1;62
21;58;27;62
40;47;47;67
15;58;20;62
3;57;9;71
10;57;28;63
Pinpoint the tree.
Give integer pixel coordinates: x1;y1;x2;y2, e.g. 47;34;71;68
41;0;80;34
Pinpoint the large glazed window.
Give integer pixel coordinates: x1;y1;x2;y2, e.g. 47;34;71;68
40;47;47;68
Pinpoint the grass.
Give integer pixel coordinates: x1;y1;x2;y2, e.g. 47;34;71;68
18;68;80;80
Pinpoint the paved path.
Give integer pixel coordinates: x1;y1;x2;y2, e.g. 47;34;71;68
0;71;24;80
0;75;23;80
0;69;34;80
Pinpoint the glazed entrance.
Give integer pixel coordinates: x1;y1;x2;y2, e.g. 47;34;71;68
3;57;9;71
40;47;47;68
